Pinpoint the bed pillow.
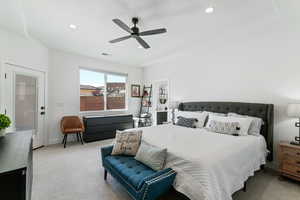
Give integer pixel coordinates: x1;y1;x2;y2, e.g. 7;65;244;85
227;113;264;136
206;115;253;136
175;111;208;128
111;130;142;156
135;141;167;171
202;111;227;117
206;120;240;135
176;116;198;128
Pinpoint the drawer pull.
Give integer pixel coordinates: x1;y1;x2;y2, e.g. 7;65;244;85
297;152;300;156
298;171;300;174
297;161;300;165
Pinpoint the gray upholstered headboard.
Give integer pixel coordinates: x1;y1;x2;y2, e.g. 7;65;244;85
178;102;274;161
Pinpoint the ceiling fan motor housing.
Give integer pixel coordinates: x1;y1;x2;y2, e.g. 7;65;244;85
131;17;139;35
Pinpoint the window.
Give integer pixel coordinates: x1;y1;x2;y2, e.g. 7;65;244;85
80;69;127;111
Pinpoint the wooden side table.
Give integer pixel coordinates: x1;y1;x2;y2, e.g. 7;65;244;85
278;141;300;181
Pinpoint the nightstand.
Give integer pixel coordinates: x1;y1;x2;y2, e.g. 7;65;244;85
278;141;300;181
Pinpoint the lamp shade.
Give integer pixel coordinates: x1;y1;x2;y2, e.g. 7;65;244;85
287;104;300;118
169;101;180;109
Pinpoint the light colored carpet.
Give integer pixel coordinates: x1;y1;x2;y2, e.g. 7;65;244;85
32;140;300;200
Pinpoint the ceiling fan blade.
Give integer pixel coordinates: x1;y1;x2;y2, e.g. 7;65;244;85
112;19;132;33
135;36;150;49
139;28;167;36
109;35;131;43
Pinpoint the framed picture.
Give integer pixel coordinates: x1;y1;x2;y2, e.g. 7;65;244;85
131;84;140;97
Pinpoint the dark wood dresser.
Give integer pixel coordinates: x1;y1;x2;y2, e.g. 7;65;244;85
83;114;134;142
0;132;33;200
278;141;300;181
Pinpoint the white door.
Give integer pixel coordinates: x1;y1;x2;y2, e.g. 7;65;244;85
3;63;46;148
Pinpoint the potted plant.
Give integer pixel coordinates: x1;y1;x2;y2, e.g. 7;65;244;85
0;114;11;137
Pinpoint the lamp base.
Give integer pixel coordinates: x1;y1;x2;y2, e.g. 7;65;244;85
290;141;300;146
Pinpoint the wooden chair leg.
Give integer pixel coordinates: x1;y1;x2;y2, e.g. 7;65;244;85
104;169;107;180
64;134;68;148
79;133;84;145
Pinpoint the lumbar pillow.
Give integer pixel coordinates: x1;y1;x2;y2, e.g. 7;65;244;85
135;141;167;171
227;113;264;136
206;120;240;135
174;111;208;128
111;130;142;156
206;115;253;136
176;116;198;128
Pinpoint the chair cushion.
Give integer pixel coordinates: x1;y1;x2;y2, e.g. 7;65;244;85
104;156;155;190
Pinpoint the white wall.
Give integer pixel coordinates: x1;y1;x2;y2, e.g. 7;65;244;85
144;17;300;167
0;28;48;71
48;49;143;144
0;28;49;142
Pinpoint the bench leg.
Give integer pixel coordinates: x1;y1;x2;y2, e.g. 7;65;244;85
104;169;108;181
243;182;247;192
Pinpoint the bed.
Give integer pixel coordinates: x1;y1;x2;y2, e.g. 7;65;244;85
136;102;274;200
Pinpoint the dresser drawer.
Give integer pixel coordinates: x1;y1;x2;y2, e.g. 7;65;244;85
281;146;300;158
282;163;300;177
282;156;300;167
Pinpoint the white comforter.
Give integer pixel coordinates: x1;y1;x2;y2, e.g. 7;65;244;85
136;124;267;200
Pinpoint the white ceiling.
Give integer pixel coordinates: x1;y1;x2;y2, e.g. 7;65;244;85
0;0;299;67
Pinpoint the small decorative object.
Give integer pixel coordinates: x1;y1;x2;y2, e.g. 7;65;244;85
131;84;140;97
287;103;300;145
169;101;180;124
0;114;11;137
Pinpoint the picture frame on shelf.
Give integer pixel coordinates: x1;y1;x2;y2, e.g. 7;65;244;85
131;84;140;97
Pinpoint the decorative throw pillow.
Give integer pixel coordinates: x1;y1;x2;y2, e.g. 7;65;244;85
135;141;167;171
174;111;208;128
228;113;264;136
206;115;253;136
111;130;142;156
176;116;198;128
206;120;240;135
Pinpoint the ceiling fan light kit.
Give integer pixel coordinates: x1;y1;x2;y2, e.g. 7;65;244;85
109;17;167;49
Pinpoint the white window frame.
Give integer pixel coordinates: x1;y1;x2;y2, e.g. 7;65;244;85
79;67;128;113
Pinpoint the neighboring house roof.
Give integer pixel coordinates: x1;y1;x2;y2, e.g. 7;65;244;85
80;84;103;90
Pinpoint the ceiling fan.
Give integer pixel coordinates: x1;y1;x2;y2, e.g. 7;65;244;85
109;17;167;49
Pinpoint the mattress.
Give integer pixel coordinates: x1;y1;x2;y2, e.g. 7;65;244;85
136;124;267;200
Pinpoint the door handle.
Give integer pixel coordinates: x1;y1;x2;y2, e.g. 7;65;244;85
40;112;45;115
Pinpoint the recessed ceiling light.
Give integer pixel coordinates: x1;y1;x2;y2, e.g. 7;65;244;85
101;52;110;56
69;24;77;29
205;7;214;14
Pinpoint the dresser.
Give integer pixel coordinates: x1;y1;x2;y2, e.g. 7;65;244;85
278;141;300;181
0;132;33;200
83;114;134;142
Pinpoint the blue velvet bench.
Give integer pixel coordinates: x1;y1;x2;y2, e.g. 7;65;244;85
101;145;177;200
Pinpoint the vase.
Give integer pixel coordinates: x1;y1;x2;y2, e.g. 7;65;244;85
0;129;6;137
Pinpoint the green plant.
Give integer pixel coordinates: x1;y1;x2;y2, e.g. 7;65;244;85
0;114;11;130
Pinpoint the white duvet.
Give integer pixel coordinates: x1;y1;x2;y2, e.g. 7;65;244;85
136;124;267;200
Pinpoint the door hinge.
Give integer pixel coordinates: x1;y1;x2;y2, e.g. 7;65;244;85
4;109;7;115
4;73;7;79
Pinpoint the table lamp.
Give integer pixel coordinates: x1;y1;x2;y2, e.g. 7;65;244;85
287;103;300;146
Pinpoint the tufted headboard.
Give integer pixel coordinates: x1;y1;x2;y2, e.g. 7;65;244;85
178;102;274;161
